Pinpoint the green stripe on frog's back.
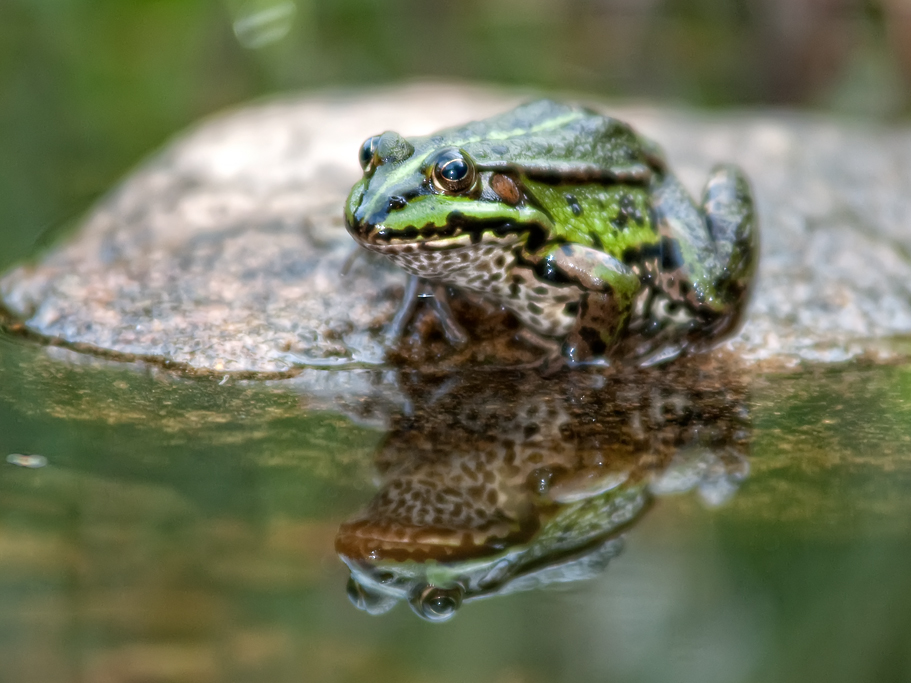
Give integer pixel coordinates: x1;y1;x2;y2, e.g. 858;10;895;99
522;180;659;257
459;101;652;177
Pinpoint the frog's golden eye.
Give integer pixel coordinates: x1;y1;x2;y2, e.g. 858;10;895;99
432;149;476;194
411;584;463;622
359;135;380;172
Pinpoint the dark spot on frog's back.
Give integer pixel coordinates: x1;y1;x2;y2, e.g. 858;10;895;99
661;237;684;271
565;194;583;217
613;209;628;230
622;243;661;266
617;194;642;226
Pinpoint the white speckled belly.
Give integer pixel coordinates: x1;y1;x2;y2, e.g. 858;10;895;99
366;236;580;337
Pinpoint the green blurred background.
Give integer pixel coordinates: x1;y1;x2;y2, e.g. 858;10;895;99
1;0;911;272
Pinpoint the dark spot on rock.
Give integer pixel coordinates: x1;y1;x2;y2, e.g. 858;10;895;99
528;302;543;315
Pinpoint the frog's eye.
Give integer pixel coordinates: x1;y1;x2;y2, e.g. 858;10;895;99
359;135;380;172
432;149;476;194
410;584;464;622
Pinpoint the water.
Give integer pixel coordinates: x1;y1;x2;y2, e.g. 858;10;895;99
2;333;911;682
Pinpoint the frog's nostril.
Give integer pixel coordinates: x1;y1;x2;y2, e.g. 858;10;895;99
387;196;407;211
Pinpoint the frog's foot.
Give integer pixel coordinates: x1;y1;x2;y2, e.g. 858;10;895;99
386;276;469;347
701;164;757;296
427;283;469;346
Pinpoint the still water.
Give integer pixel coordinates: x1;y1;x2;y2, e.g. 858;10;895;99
1;333;911;683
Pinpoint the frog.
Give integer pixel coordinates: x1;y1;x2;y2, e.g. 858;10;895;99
335;363;751;621
340;482;647;622
344;99;757;364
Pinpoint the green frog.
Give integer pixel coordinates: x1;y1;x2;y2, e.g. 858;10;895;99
344;99;757;364
336;362;751;621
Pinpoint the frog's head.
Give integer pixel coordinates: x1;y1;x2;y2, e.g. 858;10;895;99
336;481;644;623
335;473;540;622
344;130;547;254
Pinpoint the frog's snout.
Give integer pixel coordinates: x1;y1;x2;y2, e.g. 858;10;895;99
348;194;412;244
346;214;394;245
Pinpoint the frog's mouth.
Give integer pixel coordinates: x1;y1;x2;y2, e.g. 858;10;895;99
347;216;549;253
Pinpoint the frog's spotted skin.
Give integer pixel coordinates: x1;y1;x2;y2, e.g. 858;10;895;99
345;99;757;363
376;237;578;337
336;364;751;621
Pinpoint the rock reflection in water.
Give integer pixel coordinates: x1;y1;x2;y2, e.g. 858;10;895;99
336;357;751;622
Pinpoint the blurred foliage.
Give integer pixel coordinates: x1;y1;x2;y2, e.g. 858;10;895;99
1;0;910;271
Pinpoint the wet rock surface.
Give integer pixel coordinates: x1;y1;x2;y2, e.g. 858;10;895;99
2;83;911;374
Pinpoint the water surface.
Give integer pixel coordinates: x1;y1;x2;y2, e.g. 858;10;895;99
1;335;910;682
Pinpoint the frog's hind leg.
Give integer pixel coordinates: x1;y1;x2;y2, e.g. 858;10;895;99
650;165;757;345
701;164;758;309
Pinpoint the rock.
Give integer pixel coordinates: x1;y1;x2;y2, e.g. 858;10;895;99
2;82;911;374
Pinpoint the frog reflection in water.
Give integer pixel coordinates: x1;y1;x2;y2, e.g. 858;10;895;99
345;99;757;364
336;358;750;621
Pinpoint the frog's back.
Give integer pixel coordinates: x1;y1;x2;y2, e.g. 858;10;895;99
426;99;657;179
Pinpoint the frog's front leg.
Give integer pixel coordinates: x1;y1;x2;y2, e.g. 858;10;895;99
387;275;469;346
536;243;641;364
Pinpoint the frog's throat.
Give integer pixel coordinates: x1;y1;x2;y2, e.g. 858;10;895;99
336;516;539;564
